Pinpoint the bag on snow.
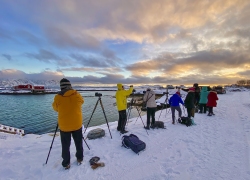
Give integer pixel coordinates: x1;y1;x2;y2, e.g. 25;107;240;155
151;121;166;129
122;134;146;154
87;128;105;140
178;117;192;127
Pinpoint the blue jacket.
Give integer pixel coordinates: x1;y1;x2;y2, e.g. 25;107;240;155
199;86;209;104
169;93;184;106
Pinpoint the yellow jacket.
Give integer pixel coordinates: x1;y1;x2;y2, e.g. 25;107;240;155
52;89;84;132
115;84;133;111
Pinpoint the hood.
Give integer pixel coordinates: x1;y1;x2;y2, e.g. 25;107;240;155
201;86;208;92
58;89;76;96
117;83;123;90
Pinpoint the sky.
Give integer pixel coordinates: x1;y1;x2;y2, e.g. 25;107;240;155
0;0;250;86
0;89;250;180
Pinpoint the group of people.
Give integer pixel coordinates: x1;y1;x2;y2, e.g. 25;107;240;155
52;79;218;169
168;83;219;124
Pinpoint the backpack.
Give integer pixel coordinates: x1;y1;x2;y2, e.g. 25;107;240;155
87;128;105;140
151;121;166;129
122;134;146;155
178;117;192;127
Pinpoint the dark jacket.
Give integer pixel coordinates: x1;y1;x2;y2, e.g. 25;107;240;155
207;91;218;107
169;93;184;106
184;90;195;108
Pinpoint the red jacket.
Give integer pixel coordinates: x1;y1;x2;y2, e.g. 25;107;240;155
207;91;218;107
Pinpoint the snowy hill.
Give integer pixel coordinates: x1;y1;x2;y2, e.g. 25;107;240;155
0;79;59;88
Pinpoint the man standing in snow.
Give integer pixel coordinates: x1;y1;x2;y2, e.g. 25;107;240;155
184;87;195;119
115;83;133;134
52;78;84;169
169;92;184;124
143;88;157;129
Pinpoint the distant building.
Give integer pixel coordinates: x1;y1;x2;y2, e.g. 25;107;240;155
12;84;45;93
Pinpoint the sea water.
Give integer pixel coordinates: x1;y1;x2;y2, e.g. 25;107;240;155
0;91;145;134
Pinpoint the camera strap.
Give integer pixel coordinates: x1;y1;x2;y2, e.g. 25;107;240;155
144;92;154;104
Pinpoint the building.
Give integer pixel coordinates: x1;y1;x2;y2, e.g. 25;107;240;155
12;84;45;93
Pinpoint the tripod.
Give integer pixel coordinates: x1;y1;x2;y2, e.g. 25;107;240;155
127;94;149;135
44;124;90;165
84;96;112;139
158;88;170;120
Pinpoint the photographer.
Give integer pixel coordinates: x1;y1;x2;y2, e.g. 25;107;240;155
143;88;157;129
52;78;84;169
169;92;184;124
115;83;133;134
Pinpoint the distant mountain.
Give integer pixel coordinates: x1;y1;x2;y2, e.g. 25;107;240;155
0;79;60;88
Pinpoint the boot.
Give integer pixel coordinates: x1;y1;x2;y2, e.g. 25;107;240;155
207;113;212;116
120;130;128;134
144;125;150;130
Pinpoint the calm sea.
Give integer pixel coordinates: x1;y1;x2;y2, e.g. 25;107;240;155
0;91;145;134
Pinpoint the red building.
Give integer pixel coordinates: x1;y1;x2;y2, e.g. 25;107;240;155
32;85;45;92
13;84;33;90
12;84;45;93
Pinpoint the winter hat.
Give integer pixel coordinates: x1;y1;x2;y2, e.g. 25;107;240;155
60;78;71;90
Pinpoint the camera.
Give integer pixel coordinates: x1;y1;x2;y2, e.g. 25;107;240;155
95;92;102;97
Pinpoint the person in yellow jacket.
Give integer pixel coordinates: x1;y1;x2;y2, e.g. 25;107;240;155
52;78;84;169
115;83;133;134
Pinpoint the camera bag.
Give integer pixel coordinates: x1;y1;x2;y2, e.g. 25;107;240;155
179;117;192;127
151;121;165;129
87;128;105;140
122;134;146;155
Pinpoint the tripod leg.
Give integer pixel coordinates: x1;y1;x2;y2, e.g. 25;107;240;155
84;99;99;134
99;99;112;139
126;99;134;125
44;124;58;165
82;136;90;150
126;105;132;126
135;106;149;135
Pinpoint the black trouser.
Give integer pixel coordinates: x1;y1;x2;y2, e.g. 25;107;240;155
117;110;127;131
186;108;193;118
170;106;182;122
199;103;207;113
147;107;156;126
208;107;213;114
60;127;83;167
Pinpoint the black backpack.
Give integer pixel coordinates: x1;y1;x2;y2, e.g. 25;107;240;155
151;121;166;129
178;117;192;127
122;134;146;155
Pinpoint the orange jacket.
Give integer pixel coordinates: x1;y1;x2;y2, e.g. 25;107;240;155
52;89;84;132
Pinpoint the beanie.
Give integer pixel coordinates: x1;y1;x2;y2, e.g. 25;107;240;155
60;78;71;90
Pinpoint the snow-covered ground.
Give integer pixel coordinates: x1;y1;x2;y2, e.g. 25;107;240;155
0;91;250;180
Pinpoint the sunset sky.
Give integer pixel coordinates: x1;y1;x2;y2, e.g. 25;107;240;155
0;0;250;86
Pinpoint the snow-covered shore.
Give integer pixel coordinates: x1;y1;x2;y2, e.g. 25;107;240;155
0;91;250;180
